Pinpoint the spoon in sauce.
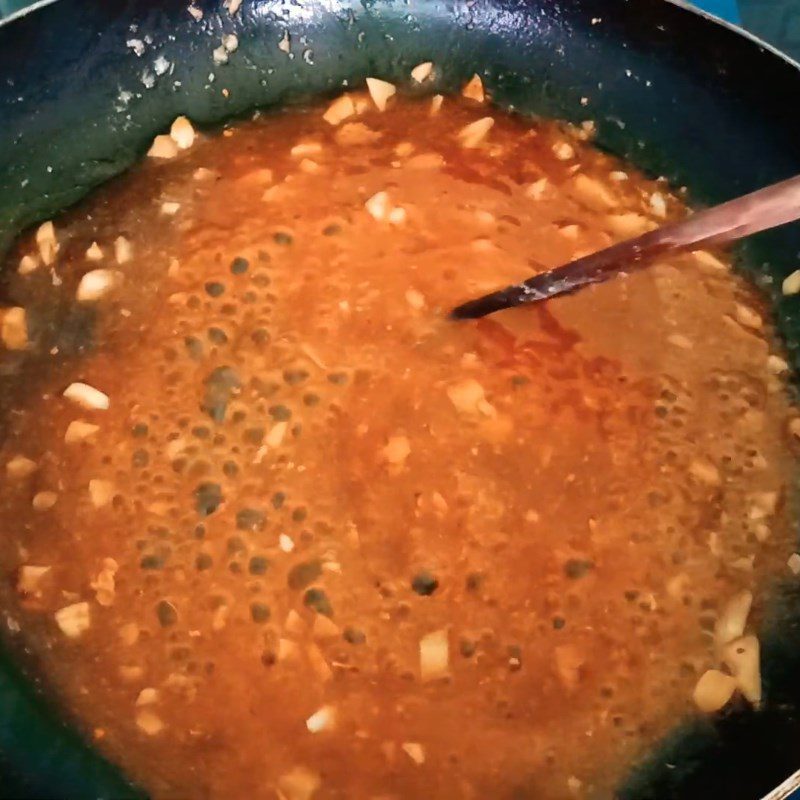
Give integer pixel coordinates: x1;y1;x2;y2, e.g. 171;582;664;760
451;173;800;320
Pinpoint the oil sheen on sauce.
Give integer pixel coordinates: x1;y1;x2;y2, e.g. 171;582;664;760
0;89;798;800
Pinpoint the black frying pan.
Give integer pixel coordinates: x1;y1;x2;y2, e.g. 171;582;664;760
1;1;800;797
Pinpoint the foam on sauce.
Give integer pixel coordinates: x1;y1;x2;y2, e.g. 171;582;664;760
0;89;798;799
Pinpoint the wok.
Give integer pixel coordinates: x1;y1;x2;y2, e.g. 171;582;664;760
1;1;800;797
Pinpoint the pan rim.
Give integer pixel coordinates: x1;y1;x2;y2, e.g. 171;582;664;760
663;0;800;71
0;0;57;29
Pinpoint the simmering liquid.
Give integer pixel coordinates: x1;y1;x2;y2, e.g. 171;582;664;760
0;89;797;799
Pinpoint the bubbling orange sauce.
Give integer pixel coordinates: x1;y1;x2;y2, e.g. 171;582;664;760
0;87;797;799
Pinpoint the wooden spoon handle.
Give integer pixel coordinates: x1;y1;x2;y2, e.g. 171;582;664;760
451;174;800;320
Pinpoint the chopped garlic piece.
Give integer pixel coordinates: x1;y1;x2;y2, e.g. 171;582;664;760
693;250;727;272
85;242;104;261
420;628;449;681
383;435;411;465
788;553;800;575
689;458;720;486
136;688;159;706
405;289;425;310
410;61;433;83
783;269;800;296
749;491;778;519
279;534;295;552
607;212;652;237
308;643;333;682
554;644;584;691
277;638;300;662
165;438;187;461
291;141;323;158
170;116;195;149
285;609;305;635
6;455;36;479
36;221;59;265
266;421;288;448
722;635;761;706
18;254;38;274
262;185;283;203
388;206;407;225
323;94;355;126
430;94;444;115
160;201;181;215
462;73;485;102
193;167;217;181
352;95;371;115
277;766;320;800
552;141;575;160
572;173;617;210
64;418;99;443
55;602;90;638
136;709;164;735
730;555;755;572
148;134;178;159
457;117;494;148
767;354;789;374
91;559;118;607
401;742;426;764
394;141;414;157
714;590;752;647
693;669;737;713
306;705;335;733
431;492;448;514
335;122;381;146
17;565;50;596
237;168;273;186
2;307;28;350
667;333;693;350
119;622;140;646
559;224;580;240
526;177;549;201
63;382;109;411
299;158;320;174
114;236;132;264
447;378;495;416
32;491;58;511
649;191;667;218
365;191;390;221
119;666;143;682
472;235;496;250
366;77;396;111
312;614;341;640
89;479;115;508
211;605;229;631
76;269;121;302
735;303;762;330
754;522;771;543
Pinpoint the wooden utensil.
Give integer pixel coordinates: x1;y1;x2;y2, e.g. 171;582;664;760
451;174;800;320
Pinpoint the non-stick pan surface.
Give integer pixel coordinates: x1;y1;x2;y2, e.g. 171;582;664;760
1;1;800;797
